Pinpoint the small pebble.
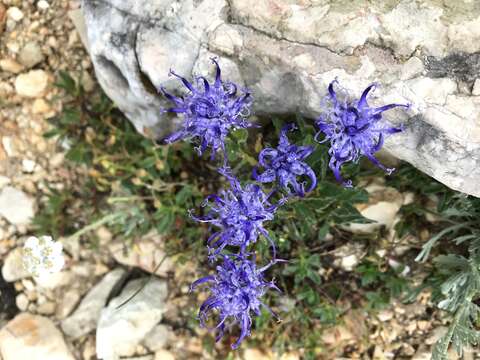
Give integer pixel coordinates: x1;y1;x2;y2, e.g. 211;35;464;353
0;59;24;73
16;293;29;311
22;159;37;173
15;70;49;98
37;1;50;10
7;7;24;22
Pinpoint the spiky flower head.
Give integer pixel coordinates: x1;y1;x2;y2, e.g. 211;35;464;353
191;253;279;349
253;123;316;197
315;80;409;187
191;168;280;259
161;58;253;162
23;236;65;279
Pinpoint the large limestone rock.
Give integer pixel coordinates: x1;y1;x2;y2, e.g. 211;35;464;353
81;0;480;196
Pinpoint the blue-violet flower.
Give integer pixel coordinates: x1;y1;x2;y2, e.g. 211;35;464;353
253;123;316;197
315;80;409;187
191;169;279;258
161;58;252;161
191;253;280;349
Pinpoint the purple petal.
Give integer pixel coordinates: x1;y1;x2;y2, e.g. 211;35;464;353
255;168;276;183
357;83;377;109
169;70;195;92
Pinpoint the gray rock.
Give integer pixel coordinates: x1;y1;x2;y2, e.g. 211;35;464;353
18;42;44;68
143;324;173;352
0;186;35;225
80;0;480;197
96;278;168;360
61;268;127;339
56;289;81;319
0;313;75;360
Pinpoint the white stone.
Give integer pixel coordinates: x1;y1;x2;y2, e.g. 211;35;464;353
347;201;401;234
340;254;359;272
61;268;126;339
0;58;24;73
0;186;35;225
34;271;72;289
154;350;175;360
333;243;366;272
1;137;15;157
37;301;56;315
37;1;50;10
96;278;168;359
22;159;37;173
0;314;75;360
6;7;23;21
15;293;29;311
81;71;95;92
18;42;44;69
2;248;31;282
473;79;480;96
0;176;11;189
32;98;51;114
15;70;49;98
377;310;394;322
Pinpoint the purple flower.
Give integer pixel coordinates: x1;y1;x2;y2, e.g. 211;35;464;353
253;123;317;197
191;253;280;349
191;169;280;258
161;58;252;161
315;80;409;187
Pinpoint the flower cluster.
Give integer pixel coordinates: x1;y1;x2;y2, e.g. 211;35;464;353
191;169;279;259
191;253;280;349
315;80;409;187
161;58;253;162
23;236;65;279
253;123;316;197
161;61;409;348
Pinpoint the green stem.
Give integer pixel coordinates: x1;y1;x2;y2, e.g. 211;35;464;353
67;212;121;242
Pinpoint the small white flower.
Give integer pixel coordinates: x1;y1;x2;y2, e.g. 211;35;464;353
23;236;65;279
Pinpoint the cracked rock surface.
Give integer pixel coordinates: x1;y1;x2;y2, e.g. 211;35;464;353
81;0;480;196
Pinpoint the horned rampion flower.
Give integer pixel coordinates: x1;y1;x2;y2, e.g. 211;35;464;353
315;80;409;187
191;253;279;349
191;169;279;258
161;58;252;161
23;236;64;279
253;123;316;197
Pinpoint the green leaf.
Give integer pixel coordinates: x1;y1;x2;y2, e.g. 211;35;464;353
55;71;77;95
175;186;193;205
155;208;175;234
416;223;474;263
